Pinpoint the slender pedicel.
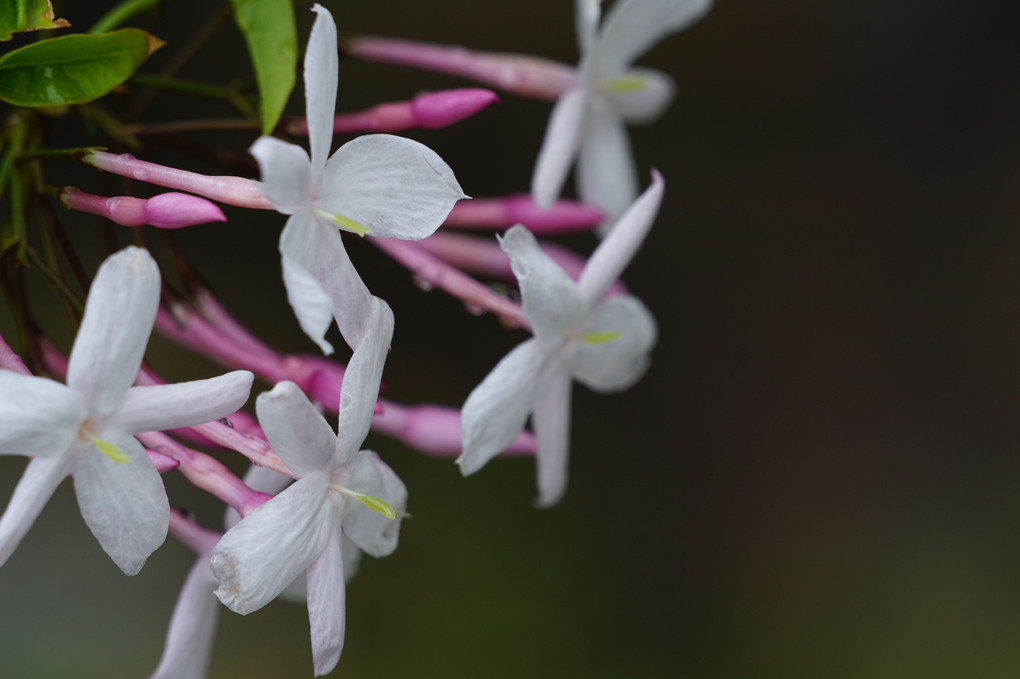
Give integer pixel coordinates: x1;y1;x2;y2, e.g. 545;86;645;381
444;195;603;233
344;36;578;99
82;150;274;209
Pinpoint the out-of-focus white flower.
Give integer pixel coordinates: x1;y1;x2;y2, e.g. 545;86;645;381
532;0;710;224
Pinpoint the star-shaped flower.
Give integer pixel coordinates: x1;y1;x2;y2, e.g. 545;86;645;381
252;4;466;354
211;297;406;676
532;0;710;222
460;172;663;506
0;247;253;574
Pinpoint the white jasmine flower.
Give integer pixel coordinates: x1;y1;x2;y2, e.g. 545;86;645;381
0;247;253;574
253;4;466;354
460;172;663;505
532;0;710;223
211;297;406;676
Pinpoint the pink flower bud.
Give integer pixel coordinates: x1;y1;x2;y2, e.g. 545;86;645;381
445;195;604;233
144;193;227;229
60;187;226;229
410;89;499;129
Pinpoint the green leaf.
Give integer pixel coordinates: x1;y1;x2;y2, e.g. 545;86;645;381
230;0;297;135
0;0;69;42
0;28;163;107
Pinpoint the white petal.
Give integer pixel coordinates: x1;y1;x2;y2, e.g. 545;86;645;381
149;556;220;679
578;170;663;301
256;381;336;478
74;433;169;575
250;137;312;214
459;339;557;477
0;372;84;456
0;454;74;568
337;450;407;558
305;4;339;180
593;0;713;74
572;295;657;392
211;472;335;615
66;247;160;420
279;211;375;353
531;368;573;507
531;87;589;209
305;528;346;676
318;135;466;240
341;533;362;583
116;371;253;434
603;66;675;123
576;101;638;226
499;226;585;341
336;298;393;464
575;0;602;57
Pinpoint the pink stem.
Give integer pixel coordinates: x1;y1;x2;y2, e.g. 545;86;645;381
168;509;221;554
417;231;628;296
372;238;530;329
373;402;534;456
138;431;273;517
83;151;273;210
191;420;290;476
345;36;578;100
444;195;603;233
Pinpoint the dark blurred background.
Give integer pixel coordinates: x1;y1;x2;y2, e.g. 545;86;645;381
3;0;1020;676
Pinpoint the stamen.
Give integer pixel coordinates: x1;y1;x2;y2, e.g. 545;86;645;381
330;484;396;519
581;330;621;344
90;435;130;464
606;76;648;93
314;209;372;237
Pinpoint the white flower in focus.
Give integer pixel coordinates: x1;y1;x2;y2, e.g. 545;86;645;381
253;3;466;354
211;297;406;676
460;172;664;506
0;247;254;575
532;0;710;223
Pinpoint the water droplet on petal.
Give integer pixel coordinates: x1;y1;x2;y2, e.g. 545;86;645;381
133;168;150;181
412;275;432;291
464;302;484;316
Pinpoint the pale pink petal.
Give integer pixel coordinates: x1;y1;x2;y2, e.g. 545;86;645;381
279;212;374;353
593;0;713;74
256;381;337;478
577;170;663;301
211;472;335;615
576;101;638;225
0;372;84;456
318;134;466;240
250;137;312;214
116;371;253;434
66;247;160;420
459;339;557;477
305;528;346;676
575;0;602;57
499;225;585;341
531;368;573;507
571;295;657;392
336;298;393;464
305;4;339;181
0;454;74;568
149;556;220;679
73;433;169;575
336;450;407;558
531;87;588;209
